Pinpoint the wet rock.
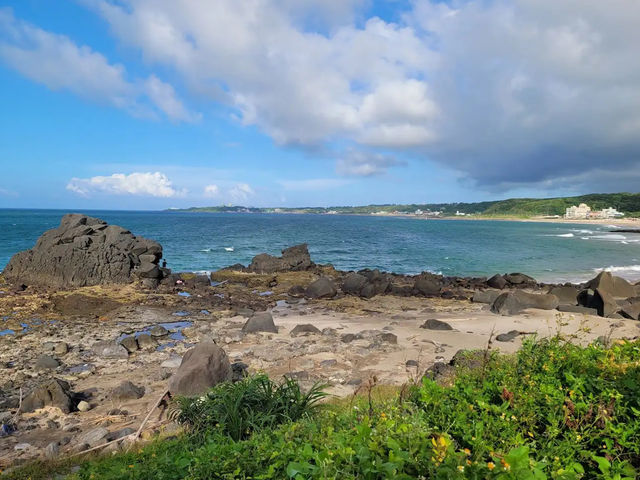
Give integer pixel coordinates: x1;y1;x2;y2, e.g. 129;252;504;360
168;342;233;396
242;312;277;334
472;290;502;304
111;381;145;401
21;379;73;414
150;325;169;337
496;330;520;342
305;277;337;299
77;401;91;412
487;274;507;289
290;324;321;337
36;354;60;370
491;291;559;315
420;319;453;331
118;336;138;353
247;244;314;274
3;213;165;288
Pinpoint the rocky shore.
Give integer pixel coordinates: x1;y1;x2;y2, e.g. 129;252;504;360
1;214;639;471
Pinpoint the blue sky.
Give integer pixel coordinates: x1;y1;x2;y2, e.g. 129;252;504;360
1;0;639;210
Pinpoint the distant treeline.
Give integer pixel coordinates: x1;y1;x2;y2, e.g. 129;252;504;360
168;192;640;217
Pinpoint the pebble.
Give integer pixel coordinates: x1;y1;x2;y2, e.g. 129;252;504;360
77;401;91;412
53;342;69;356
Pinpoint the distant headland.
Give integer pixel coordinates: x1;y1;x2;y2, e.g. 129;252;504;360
166;192;640;220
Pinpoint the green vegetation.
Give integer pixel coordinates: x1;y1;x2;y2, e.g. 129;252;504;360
6;337;640;479
170;374;328;441
166;192;640;218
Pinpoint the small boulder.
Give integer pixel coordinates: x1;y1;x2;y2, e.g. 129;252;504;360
590;288;620;317
21;379;73;414
496;330;520;342
77;401;91;412
150;325;169;337
78;427;109;447
44;441;60;459
35;354;60;370
168;342;233;396
111;381;145;401
420;319;453;331
305;277;337;299
290;324;321;337
620;301;640;320
341;272;369;296
118;336;138;353
377;332;398;344
413;277;441;296
53;342;69;356
136;334;157;350
242;312;278;334
504;273;536;285
92;341;129;359
587;271;636;298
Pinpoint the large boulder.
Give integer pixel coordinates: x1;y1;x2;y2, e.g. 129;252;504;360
341;272;369;296
168;342;233;396
491;290;559;315
246;244;313;274
620;301;640;320
413;275;442;296
2;214;165;288
305;277;337;299
586;272;635;298
20;379;74;414
503;273;536;286
590;288;619;317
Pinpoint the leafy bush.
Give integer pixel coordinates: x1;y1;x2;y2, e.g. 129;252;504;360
170;374;328;441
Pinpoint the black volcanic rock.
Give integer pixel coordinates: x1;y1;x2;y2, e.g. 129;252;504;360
246;244;314;273
3;213;165;288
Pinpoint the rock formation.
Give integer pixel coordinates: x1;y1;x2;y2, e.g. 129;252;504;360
2;213;166;288
246;244;314;274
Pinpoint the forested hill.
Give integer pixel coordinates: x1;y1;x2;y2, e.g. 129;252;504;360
167;192;640;217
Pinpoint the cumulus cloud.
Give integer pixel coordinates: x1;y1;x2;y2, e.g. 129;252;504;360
84;0;640;189
0;8;197;122
203;184;220;197
66;172;183;197
228;183;255;203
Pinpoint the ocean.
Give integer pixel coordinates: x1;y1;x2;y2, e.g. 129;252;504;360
1;209;638;284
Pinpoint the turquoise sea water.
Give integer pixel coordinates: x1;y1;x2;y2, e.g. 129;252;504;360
1;209;639;284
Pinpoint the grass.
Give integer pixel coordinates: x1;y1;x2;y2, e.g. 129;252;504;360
4;336;640;479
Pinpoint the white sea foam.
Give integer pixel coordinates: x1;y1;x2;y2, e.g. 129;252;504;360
556;233;574;237
199;248;212;252
592;234;626;241
598;265;640;273
224;247;234;252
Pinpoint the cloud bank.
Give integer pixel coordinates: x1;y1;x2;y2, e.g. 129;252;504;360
6;1;640;190
67;172;182;197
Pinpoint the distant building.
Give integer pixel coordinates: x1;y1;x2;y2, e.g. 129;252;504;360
565;203;624;219
455;210;466;216
414;209;423;215
565;203;591;219
595;207;624;219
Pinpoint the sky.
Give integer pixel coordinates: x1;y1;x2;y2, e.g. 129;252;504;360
1;0;639;210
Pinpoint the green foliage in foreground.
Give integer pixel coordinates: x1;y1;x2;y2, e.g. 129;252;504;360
170;375;328;441
7;337;640;480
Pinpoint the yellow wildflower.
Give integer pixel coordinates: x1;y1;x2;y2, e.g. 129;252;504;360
487;462;495;470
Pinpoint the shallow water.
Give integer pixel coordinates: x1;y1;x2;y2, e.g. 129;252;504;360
1;209;639;283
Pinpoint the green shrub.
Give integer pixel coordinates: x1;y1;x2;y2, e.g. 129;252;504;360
169;374;328;441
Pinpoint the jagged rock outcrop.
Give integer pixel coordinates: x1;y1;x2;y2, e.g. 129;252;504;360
246;244;314;274
2;213;166;288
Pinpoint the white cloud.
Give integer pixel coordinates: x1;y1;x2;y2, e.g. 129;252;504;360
87;0;640;188
66;172;183;197
203;184;220;197
228;183;254;203
278;178;350;191
336;150;406;177
0;8;198;122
